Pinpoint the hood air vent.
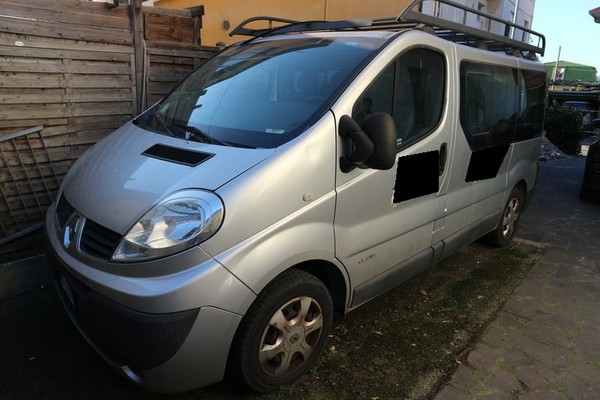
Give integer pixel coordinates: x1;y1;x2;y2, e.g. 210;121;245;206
142;144;214;167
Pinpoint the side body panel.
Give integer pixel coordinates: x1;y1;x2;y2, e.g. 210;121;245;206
439;48;521;256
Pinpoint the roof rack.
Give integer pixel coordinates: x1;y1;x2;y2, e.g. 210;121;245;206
230;0;545;57
399;0;545;57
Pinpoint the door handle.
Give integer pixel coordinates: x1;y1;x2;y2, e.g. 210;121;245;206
439;142;447;176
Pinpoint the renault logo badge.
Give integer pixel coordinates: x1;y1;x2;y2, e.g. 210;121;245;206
63;216;80;249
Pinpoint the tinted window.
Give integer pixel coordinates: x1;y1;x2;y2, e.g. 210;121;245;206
464;73;491;134
460;62;546;150
516;69;546;141
460;62;519;151
353;48;446;149
138;36;385;148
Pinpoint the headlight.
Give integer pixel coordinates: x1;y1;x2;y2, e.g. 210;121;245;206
112;190;224;262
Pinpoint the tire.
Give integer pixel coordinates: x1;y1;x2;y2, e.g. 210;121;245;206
483;187;524;247
229;269;333;393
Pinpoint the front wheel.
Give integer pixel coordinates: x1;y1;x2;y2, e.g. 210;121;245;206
229;269;333;393
483;187;524;247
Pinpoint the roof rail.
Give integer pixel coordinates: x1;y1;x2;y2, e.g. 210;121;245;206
229;0;545;57
229;16;299;37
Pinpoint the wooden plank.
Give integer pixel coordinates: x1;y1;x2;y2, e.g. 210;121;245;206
0;88;65;104
46;146;86;162
60;114;130;129
0;167;60;189
0;200;47;218
0;136;46;152
0;162;54;176
148;71;190;83
148;82;177;97
0;102;133;120
64;59;133;74
47;144;92;161
0;164;69;185
0;47;132;65
0;118;67;130
146;45;218;58
66;101;134;118
142;6;192;18
65;75;133;89
0;73;132;89
0;182;59;199
0;31;132;54
63;89;133;103
1;139;49;157
0;89;131;108
1;0;81;9
0;16;133;46
16;0;129;16
0;73;63;89
0;2;130;30
0;59;132;75
0;170;58;187
42;130;114;148
148;54;195;66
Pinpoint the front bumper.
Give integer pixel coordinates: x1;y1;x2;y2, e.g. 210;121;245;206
44;204;254;393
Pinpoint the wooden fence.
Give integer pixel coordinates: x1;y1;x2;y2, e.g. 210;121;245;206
0;0;219;243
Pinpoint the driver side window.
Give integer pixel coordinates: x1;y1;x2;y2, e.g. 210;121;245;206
352;48;446;149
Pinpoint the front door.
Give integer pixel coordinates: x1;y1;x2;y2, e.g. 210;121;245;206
334;44;454;308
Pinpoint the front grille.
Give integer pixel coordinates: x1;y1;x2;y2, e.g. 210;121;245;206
56;194;75;229
80;219;122;260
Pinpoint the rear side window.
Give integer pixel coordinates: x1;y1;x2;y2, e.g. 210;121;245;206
353;47;446;149
460;62;546;150
460;62;519;151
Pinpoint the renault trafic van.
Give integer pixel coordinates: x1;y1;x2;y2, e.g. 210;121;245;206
45;0;546;393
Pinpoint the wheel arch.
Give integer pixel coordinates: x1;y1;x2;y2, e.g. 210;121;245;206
293;260;348;323
513;179;529;208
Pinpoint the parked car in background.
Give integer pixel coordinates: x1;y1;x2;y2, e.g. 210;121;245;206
564;101;593;128
591;118;600;134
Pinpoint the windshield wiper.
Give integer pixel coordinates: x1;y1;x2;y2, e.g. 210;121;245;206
153;112;176;137
174;124;229;146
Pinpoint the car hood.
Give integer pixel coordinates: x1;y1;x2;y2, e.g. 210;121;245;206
61;122;274;234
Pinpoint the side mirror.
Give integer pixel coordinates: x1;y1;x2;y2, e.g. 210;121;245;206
339;115;374;172
339;113;397;172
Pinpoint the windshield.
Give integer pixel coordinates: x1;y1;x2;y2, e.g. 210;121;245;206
136;35;385;148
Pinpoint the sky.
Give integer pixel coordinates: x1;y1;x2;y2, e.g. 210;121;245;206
531;0;600;74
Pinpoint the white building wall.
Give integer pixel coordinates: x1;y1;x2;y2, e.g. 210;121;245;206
421;0;536;43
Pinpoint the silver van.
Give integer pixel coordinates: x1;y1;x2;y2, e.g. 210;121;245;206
45;0;546;394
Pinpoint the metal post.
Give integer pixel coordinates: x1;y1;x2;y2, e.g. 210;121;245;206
130;0;145;114
552;46;561;91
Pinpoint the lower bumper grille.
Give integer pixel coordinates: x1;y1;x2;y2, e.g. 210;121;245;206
48;255;199;372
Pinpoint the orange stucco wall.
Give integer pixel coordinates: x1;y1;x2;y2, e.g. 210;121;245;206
154;0;412;46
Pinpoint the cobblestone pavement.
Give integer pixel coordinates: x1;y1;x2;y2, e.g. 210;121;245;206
435;156;600;399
